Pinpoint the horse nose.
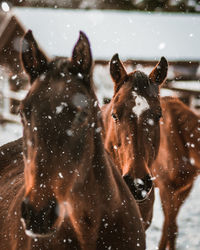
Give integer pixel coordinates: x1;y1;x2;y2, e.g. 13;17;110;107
21;197;59;236
123;174;153;201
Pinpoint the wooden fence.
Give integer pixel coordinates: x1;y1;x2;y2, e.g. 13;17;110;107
0;61;200;124
0;74;27;123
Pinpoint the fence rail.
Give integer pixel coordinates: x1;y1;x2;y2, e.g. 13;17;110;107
1;89;27;101
0;79;27;123
0;62;200;123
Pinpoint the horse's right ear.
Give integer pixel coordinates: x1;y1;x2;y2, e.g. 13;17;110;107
110;54;127;94
21;30;48;84
71;31;92;77
149;57;168;86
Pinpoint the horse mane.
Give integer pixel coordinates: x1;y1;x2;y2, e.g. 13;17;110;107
47;57;70;77
129;70;159;97
0;138;23;170
161;96;199;138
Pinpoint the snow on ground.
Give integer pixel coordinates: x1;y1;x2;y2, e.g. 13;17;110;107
147;181;200;250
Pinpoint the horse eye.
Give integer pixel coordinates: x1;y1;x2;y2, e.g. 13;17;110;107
155;112;162;122
111;113;118;121
157;111;163;119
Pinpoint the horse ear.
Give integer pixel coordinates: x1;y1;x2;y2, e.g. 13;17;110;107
149;57;168;86
21;30;48;84
71;31;92;77
110;54;127;94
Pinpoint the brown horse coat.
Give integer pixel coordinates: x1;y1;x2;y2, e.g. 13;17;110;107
0;31;145;250
102;54;168;230
152;96;200;250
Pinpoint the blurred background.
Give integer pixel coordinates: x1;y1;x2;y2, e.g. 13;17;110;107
0;1;200;249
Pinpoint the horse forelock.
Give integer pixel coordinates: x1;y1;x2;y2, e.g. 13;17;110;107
129;71;159;98
22;56;97;109
47;58;70;78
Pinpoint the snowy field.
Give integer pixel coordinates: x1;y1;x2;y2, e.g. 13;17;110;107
0;119;200;250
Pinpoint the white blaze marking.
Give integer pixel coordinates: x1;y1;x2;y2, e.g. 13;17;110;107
132;91;149;118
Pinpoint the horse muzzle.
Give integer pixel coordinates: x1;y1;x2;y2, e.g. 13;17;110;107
123;174;153;202
21;197;59;238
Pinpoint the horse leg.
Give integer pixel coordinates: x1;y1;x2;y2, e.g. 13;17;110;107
158;186;170;250
158;183;193;250
158;185;181;250
159;215;169;250
167;184;193;250
166;212;178;250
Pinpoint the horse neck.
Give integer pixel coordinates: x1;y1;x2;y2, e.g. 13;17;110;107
165;102;200;168
182;113;200;168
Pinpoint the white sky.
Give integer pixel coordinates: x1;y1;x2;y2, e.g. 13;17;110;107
12;8;200;61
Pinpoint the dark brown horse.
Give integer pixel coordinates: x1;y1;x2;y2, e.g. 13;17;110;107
102;54;168;230
0;31;145;250
152;96;200;250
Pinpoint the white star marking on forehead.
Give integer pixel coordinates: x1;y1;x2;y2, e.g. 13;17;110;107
132;91;150;118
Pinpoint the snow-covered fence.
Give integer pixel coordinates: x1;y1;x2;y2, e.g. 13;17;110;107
0;60;199;124
0;73;27;123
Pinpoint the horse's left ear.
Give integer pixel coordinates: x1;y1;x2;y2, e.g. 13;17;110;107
149;57;168;85
71;31;92;77
21;30;48;84
110;53;127;95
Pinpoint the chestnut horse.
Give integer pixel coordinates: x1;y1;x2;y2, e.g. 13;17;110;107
102;54;168;230
0;31;145;250
152;96;200;250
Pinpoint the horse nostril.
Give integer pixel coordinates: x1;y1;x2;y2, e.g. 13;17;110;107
123;174;133;188
48;199;59;228
21;197;31;222
143;174;153;193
